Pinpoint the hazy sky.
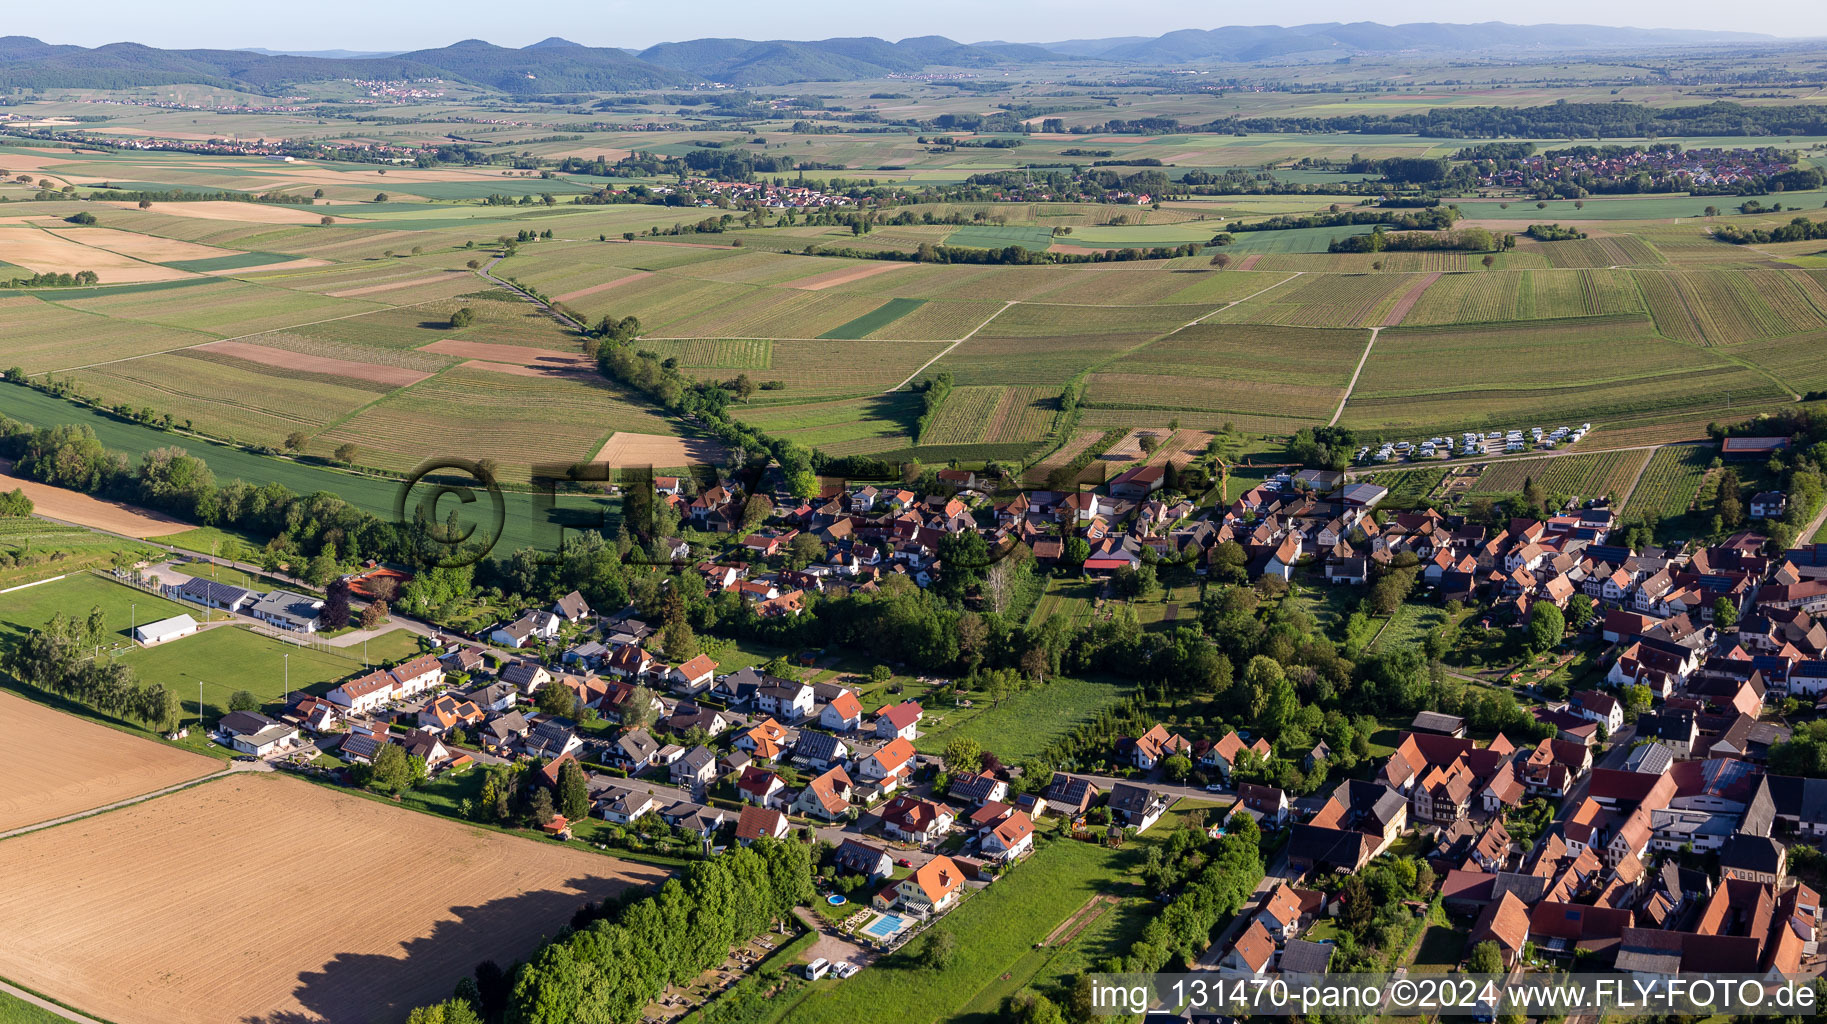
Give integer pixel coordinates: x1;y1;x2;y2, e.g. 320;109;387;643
11;0;1823;51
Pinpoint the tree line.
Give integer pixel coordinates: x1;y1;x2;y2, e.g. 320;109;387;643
479;839;814;1024
912;372;954;445
4;608;183;729
1328;226;1505;253
1712;216;1827;246
1;270;100;288
1221;205;1459;235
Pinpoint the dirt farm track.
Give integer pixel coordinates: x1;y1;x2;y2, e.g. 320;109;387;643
0;773;666;1024
0;690;219;832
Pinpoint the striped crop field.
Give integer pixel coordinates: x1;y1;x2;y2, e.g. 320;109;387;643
1084;323;1364;422
933;331;1157;387
0;295;217;374
1213;272;1421;327
731;393;920;454
1356;466;1447;501
920;386;1006;444
1628;444;1715;518
1525;235;1664;269
314;362;678;479
926;301;1201;386
669;251;821;286
1367;269;1641;327
1634;269;1827;345
1398;272;1525;326
56;279;383;336
984;387;1062;443
161;250;297;273
921;386;1059;446
943;225;1055;250
65;349;395;445
1340;315;1790;433
1470;449;1652;502
722;340;949;399
979;302;1210;337
633;338;772;369
561;274;742;328
1529;269;1645;319
819;297;926;339
1243;251;1476;274
1159;269;1298;304
909;266;1174;304
862;300;1005;340
1017;267;1210;305
1736;330;1827;396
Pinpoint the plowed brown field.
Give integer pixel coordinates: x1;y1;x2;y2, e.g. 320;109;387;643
0;773;665;1024
0;691;218;833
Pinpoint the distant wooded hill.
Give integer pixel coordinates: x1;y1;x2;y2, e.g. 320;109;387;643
0;22;1786;94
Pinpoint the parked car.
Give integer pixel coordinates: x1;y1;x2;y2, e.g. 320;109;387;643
1204;783;1225;792
895;857;913;868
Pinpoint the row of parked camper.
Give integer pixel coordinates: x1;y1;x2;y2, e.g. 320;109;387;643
1359;423;1591;464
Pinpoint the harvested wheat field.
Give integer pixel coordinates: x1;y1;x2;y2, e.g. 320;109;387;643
99;200;365;225
0;773;665;1024
197;340;435;386
0;229;193;283
595;430;730;468
0;691;218;833
0;459;190;537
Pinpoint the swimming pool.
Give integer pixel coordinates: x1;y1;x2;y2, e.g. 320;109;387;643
861;913;908;940
826;894;847;906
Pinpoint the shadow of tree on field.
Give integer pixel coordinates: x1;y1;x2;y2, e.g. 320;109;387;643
240;869;665;1024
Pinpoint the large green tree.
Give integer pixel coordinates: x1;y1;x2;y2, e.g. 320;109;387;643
1528;602;1565;654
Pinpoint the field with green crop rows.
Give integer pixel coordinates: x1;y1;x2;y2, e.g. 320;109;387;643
1628;444;1715;518
68;349;399;447
941;225;1055;250
0;295;218;374
1398;269;1642;326
1470;449;1651;501
1339;315;1789;434
1356;466;1447;501
731;392;919;455
1634;269;1827;345
920;385;1060;446
1214;271;1420;327
311;362;675;476
1085;323;1363;422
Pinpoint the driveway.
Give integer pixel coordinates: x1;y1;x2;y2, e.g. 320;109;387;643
1075;770;1238;811
1554;724;1634;824
791;907;871;969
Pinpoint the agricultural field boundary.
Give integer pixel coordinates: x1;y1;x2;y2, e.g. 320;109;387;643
23;292;468;377
1184;271;1306;327
1329;326;1383;427
884;300;1018;393
0;762;244;842
1613;446;1665;510
1347;440;1704;489
0;977;105;1024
